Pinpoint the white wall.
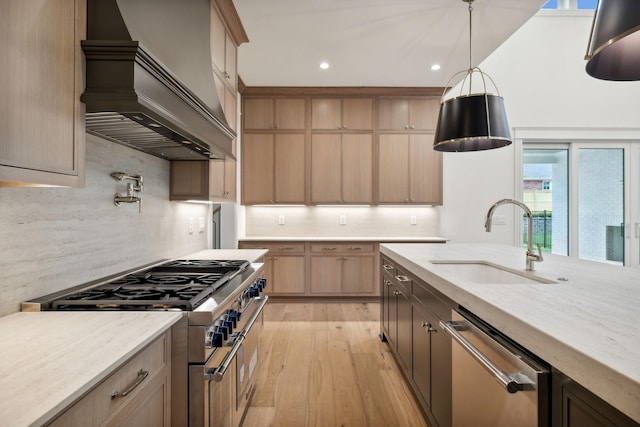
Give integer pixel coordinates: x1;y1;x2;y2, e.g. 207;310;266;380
0;134;210;316
440;11;640;244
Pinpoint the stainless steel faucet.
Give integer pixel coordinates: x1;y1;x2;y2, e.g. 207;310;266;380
484;198;543;271
111;172;143;213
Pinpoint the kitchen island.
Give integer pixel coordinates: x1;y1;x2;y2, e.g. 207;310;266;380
380;243;640;424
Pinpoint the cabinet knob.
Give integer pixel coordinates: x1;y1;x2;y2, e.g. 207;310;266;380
393;290;401;296
223;71;230;79
410;125;415;129
405;125;409;130
384;280;392;287
274;124;279;129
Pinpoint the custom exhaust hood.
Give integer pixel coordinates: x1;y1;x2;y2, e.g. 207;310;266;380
82;0;241;160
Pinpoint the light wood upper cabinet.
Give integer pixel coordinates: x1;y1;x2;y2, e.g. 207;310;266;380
311;133;373;204
0;0;85;187
311;98;373;131
242;133;305;204
169;157;236;202
210;4;237;90
378;97;440;131
243;98;306;130
378;133;442;205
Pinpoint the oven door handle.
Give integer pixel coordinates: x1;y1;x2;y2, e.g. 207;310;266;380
205;296;269;382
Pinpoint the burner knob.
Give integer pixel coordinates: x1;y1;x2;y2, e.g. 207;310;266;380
223;320;234;333
258;278;267;290
212;332;224;347
228;312;238;328
249;285;260;297
217;325;229;341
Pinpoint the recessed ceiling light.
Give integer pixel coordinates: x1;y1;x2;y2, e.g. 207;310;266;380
431;64;441;71
320;62;330;70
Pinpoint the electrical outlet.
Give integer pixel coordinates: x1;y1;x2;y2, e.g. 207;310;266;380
188;217;194;234
492;215;506;225
198;217;205;233
278;215;285;225
410;215;417;225
339;215;347;225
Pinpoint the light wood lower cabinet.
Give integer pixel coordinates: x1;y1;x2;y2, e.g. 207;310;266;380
48;331;171;427
239;241;379;297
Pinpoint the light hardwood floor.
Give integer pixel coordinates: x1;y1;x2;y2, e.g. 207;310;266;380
242;302;431;427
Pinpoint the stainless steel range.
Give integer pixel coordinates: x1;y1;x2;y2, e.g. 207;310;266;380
22;258;268;427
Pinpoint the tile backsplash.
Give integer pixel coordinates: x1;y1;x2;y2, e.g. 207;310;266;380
0;134;209;316
243;205;441;238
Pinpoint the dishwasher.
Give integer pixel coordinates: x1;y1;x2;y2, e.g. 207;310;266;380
441;308;550;427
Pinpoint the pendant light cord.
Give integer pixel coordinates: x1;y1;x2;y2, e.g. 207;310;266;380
468;0;473;72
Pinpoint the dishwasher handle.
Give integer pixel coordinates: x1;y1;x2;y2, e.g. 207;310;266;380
440;320;535;394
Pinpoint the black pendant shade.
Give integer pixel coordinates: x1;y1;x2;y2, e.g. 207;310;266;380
433;93;512;152
586;0;640;81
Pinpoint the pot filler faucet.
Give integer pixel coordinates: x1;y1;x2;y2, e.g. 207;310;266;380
111;172;143;213
484;198;543;271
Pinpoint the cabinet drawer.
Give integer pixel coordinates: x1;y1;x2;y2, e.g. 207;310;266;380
311;243;374;253
240;242;305;253
49;332;169;427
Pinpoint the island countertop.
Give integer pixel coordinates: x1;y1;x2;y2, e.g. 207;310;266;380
0;311;182;426
379;243;640;423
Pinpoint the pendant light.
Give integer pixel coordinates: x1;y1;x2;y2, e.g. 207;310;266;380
433;0;512;152
585;0;640;81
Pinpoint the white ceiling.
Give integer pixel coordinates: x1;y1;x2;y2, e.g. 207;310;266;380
234;0;547;87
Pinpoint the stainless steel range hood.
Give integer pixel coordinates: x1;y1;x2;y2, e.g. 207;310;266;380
82;0;241;160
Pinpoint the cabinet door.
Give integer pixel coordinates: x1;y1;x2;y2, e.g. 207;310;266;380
408;98;440;131
412;306;433;409
342;98;373;131
270;256;306;294
342;134;373;204
209;159;226;199
224;36;237;89
378;134;410;203
310;257;342;294
311;134;342;203
274;134;305;203
243;99;275;130
0;0;85;187
409;134;442;204
342;256;375;294
242;134;275;204
311;98;342;130
210;5;226;77
275;98;306;130
396;286;413;373
224;87;237;131
224;157;236;200
378;98;409;131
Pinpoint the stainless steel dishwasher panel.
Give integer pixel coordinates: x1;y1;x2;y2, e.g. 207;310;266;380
442;310;549;427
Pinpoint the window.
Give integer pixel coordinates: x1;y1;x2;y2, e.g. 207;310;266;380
523;141;640;267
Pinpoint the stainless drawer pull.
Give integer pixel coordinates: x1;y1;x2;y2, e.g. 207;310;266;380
384;279;392;287
395;275;410;282
111;369;149;399
323;247;337;251
440;320;535;394
347;246;362;250
382;264;394;270
278;246;294;250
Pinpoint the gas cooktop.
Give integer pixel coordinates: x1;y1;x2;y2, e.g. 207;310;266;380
32;259;251;311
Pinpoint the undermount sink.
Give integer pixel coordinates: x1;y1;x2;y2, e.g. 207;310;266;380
429;260;556;284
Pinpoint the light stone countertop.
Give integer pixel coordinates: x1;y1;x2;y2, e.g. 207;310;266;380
183;248;268;261
379;243;640;423
0;311;182;426
239;236;447;243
